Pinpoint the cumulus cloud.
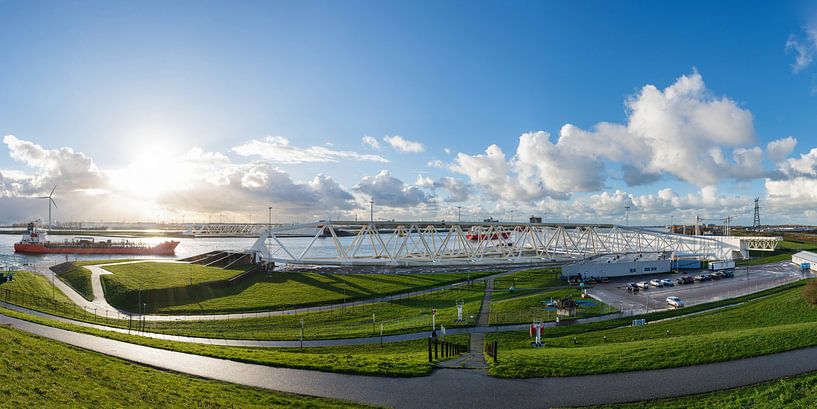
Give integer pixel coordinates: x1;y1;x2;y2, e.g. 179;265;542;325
361;135;381;150
384;135;425;153
767;136;797;162
452;71;766;202
3;134;108;194
427;159;446;169
232;136;388;164
433;176;470;202
354;170;431;207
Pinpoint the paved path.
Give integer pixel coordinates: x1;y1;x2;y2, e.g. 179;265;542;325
31;261;525;322
5;311;817;408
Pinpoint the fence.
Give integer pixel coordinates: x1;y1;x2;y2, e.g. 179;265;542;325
427;337;468;362
485;340;498;363
0;282;486;341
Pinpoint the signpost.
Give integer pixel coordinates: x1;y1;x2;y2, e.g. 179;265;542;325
456;300;464;322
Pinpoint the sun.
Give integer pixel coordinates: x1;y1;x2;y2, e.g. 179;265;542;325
112;146;185;200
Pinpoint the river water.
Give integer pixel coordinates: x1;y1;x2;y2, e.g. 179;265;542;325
0;232;358;266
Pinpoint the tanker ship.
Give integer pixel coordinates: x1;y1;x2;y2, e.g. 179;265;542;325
14;223;179;255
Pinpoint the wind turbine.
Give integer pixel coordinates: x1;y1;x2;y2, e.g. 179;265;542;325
38;185;57;229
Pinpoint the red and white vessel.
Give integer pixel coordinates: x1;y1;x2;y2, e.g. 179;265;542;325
465;226;511;241
14;223;179;255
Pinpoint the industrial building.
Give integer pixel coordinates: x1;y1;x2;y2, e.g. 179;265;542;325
562;252;673;279
792;251;817;272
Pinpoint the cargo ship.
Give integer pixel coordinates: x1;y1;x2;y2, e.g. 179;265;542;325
14;223;179;255
465;226;511;241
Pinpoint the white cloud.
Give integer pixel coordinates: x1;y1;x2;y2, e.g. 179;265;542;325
451;72;764;202
767;136;797;162
384;135;425;153
354;170;431;207
433;176;470;202
414;175;435;188
427;159;446;169
2;135;109;196
443;148;451;155
232;136;388;164
786;30;816;73
361;135;381;150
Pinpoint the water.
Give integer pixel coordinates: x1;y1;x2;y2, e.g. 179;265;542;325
0;233;356;265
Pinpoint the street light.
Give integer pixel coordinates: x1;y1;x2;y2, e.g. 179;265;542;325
369;199;374;223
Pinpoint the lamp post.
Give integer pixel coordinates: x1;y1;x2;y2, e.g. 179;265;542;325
369;199;374;223
457;205;462;223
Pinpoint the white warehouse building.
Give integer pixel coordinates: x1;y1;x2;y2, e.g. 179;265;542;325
562;252;672;278
792;251;817;272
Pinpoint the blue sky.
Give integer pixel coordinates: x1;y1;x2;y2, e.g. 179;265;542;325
1;1;817;225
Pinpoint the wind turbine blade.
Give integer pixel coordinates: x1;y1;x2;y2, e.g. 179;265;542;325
37;196;49;199
50;185;57;197
50;198;57;208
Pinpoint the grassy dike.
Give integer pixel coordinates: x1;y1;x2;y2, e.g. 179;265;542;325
0;304;466;377
486;280;816;378
101;261;493;314
52;259;132;301
586;370;817;408
0;271;72;304
0;324;367;408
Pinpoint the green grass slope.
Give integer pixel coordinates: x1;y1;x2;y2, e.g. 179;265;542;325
487;280;817;378
0;325;365;408
102;261;490;314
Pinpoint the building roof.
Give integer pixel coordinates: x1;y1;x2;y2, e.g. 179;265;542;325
793;251;817;264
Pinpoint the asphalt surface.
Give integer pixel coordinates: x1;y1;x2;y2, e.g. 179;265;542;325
5;311;817;408
590;262;807;314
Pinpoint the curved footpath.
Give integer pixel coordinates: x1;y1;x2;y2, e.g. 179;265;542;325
0;300;615;347
4;311;817;409
32;261;527;322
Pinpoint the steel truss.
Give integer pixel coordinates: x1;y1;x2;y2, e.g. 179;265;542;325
249;221;781;267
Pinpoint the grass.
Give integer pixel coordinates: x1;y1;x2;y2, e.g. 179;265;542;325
0;305;467;377
586;370;817;409
1;280;487;340
102;261;492;314
491;268;564;301
0;325;366;408
736;239;816;266
0;271;72;304
485;279;817;378
101;262;254;311
489;288;616;325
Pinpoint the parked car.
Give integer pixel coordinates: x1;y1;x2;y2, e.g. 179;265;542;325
723;270;734;278
649;279;663;287
660;278;674;286
625;283;640;292
711;272;723;280
666;296;685;308
636;281;650;289
694;274;709;282
684;276;695;284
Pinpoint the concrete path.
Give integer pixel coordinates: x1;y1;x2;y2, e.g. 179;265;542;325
5;311;817;409
437;278;494;370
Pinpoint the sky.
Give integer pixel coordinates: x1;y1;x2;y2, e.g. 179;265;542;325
2;0;817;226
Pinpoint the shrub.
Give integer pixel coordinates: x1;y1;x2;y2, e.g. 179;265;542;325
803;280;817;305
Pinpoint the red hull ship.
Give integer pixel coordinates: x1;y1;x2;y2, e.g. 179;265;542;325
465;227;511;241
14;223;179;256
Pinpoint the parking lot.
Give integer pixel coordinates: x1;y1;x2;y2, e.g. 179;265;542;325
589;261;810;315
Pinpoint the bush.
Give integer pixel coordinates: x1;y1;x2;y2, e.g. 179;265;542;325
803;280;817;305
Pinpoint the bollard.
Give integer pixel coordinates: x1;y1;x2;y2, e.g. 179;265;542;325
492;340;498;363
434;340;438;360
428;337;433;362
